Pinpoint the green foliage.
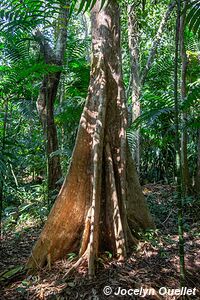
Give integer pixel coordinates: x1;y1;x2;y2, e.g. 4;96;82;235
0;0;199;253
67;252;77;261
0;0;92;233
74;0;108;14
186;0;200;38
3;183;48;231
0;0;62;32
0;266;24;282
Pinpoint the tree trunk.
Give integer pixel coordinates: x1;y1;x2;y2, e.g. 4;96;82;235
140;0;176;85
174;0;185;286
195;128;200;194
127;0;176;173
127;4;141;172
0;98;8;239
37;72;62;193
180;0;191;195
27;0;154;277
35;2;69;194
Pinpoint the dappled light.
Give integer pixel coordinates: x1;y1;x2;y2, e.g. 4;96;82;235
0;0;199;299
1;185;199;299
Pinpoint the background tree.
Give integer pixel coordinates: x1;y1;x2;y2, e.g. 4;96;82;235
124;0;200;187
180;0;191;195
126;0;176;172
35;1;70;198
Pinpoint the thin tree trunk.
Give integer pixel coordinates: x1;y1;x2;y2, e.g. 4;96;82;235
127;4;140;108
0;98;8;239
180;0;191;195
195;128;200;194
37;72;62;194
27;0;154;276
127;4;141;172
0;183;3;240
140;0;176;85
127;0;176;173
82;13;91;63
174;0;185;287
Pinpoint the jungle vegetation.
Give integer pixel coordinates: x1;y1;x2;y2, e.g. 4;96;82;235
0;0;200;298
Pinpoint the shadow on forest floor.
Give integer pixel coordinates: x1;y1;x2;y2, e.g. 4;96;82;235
0;184;200;300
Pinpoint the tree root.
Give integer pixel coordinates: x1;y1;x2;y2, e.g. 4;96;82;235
63;251;88;279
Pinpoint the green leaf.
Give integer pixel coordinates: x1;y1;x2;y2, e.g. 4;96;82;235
77;0;87;14
186;0;200;37
0;266;24;282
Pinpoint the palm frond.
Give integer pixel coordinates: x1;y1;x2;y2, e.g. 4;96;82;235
0;0;61;33
186;0;200;38
127;129;137;155
69;0;109;16
131;91;174;129
182;79;200;110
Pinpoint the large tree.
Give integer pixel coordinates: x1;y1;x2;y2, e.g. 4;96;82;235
27;0;154;277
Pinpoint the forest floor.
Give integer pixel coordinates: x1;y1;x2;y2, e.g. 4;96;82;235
0;184;200;300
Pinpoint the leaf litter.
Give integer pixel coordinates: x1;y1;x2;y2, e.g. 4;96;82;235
0;185;200;299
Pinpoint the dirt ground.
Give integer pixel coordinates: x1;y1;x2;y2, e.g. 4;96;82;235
0;185;200;300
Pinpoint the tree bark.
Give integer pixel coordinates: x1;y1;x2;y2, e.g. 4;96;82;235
127;4;140;110
37;72;62;193
35;2;69;194
127;4;141;172
195;128;200;194
180;0;191;195
174;0;186;286
0;98;8;239
27;0;154;276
